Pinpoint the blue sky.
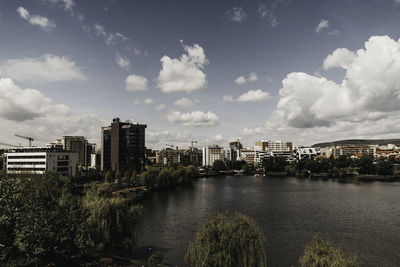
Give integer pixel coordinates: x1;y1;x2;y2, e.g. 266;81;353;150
1;0;400;149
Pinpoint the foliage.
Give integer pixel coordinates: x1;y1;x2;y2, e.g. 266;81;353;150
285;165;297;176
104;171;112;182
212;159;226;172
185;212;266;267
375;158;394;175
299;235;359;267
0;173;87;266
115;169;122;180
262;157;287;172
83;185;143;254
148;251;164;266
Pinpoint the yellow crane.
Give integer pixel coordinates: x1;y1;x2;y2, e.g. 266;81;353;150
15;134;34;147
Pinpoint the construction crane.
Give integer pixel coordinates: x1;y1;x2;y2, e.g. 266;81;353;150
0;142;22;148
15;134;34;147
167;140;198;151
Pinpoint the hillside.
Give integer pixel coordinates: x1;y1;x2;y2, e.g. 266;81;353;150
312;139;400;148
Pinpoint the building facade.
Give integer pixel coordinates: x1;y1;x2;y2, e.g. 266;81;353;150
101;118;146;172
3;146;79;177
202;145;224;166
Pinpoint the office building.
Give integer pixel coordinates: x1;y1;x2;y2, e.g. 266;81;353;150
56;136;95;168
3;146;79;177
101;118;146;171
202;145;224;166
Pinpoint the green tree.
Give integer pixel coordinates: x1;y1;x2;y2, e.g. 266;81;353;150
141;167;159;187
376;158;394;175
357;155;375;174
299;235;359;267
104;171;112;182
148;251;164;266
131;170;140;186
212;160;226;172
115;169;122;180
185;212;266;267
83;185;143;254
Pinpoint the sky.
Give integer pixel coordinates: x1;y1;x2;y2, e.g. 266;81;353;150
1;0;400;149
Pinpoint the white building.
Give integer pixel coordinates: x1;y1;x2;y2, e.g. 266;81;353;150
202;145;224;166
3;147;79;177
293;147;319;160
254;140;293;159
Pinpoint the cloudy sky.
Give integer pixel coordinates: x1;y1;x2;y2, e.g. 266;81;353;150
1;0;400;149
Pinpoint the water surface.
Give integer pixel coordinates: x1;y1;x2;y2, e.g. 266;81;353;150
136;176;400;266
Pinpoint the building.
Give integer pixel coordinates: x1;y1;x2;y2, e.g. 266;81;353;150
56;136;95;168
156;147;202;166
336;146;375;158
254;140;293;158
202;145;224;166
90;150;101;169
293;147;320;160
3;146;79;177
229;140;242;161
240;149;256;165
101;118;146;172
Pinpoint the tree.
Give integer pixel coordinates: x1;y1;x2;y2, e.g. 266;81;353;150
185;212;266;267
357;155;375;174
115;169;122;180
212;160;226;172
104;171;112;183
299;235;359;267
376;158;394;175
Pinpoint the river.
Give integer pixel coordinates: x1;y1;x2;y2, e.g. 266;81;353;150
136;176;400;266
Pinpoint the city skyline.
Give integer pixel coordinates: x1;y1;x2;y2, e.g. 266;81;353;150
1;0;400;149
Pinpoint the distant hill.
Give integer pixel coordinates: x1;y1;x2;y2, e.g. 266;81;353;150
312;139;400;148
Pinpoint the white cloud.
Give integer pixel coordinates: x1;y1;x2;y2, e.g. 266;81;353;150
223;90;271;102
258;3;279;27
174;97;194;107
248;72;258;81
241;127;264;136
0;54;85;83
158;41;208;93
167;111;219;127
0;78;105;145
94;23;106;37
234;73;258;84
115;53;130;70
125;75;148;92
214;134;225;142
323;48;356;70
226;7;247;22
234;76;246;84
222;95;234;102
94;23;129;46
146;130;171;144
133;99;141;105
155;104;166;111
144;98;155;105
315;19;329;33
17;6;56;32
42;0;75;12
264;35;400;139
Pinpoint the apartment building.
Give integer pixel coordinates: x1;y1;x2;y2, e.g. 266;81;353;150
202;145;224;166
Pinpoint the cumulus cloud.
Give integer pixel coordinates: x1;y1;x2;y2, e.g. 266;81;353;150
223;90;271;102
17;6;56;31
174;97;194;107
43;0;75;12
323;48;356;70
167;111;219;127
264;35;400;138
258;3;279;27
115;53;130;70
158;41;208;93
315;19;329;33
0;78;105;145
144;98;155;105
226;7;247;22
126;75;148;92
94;23;106;37
234;76;246;84
155;104;166;111
241;127;264;136
234;73;258;84
0;54;85;83
248;72;258;81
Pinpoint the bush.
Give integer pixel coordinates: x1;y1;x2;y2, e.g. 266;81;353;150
148;251;164;266
185;212;266;267
299;235;359;267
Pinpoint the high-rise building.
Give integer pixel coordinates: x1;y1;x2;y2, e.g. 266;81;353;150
202;145;224;166
229;140;242;161
57;136;94;168
101;118;146;172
